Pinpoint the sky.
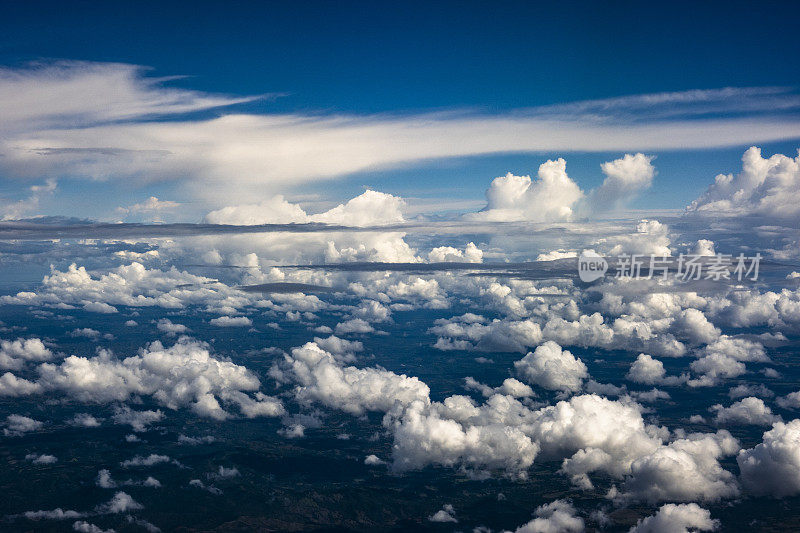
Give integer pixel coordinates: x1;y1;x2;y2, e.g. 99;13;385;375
1;0;800;221
3;4;800;533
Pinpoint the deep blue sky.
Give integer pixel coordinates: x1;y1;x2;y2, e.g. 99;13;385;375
2;0;800;219
4;0;800;112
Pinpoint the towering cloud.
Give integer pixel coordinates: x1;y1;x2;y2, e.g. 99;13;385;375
687;146;800;220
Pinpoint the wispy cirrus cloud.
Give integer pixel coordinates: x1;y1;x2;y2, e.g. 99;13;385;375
2;61;800;205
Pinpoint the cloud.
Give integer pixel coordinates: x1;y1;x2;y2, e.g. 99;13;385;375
205;195;310;225
613;431;741;504
120;454;171;468
35;337;284;420
465;159;584;223
628;503;718;533
428;504;457;523
25;453;57;464
208;315;252;327
364;454;386;466
23;508;84;520
95;491;143;513
514;341;589;392
687;147;800;220
427;242;483;263
737;419;800;497
0;372;42;396
117;196;181;222
274;341;430;416
3;62;800;205
4;414;43;436
111;406;164;432
0;338;53;370
205;190;406;227
626;354;687;386
710;397;781;426
72;521;115;533
587;153;656;214
1;178;56;220
512;499;584;533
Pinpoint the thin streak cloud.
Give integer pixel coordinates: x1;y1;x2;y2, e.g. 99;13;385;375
1;62;800;204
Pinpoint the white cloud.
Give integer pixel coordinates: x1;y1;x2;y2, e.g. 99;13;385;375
428;242;483;263
25;453;57;464
628;503;718;533
428;504;457;523
275;341;430;416
465;160;584;223
209;315;252;327
687;147;800;220
4;414;43;436
512;499;584;533
23;508;84;520
0;372;42;396
120;454;171;468
626;354;687;386
72;521;115;533
0;338;53;370
777;391;800;410
588;153;655;214
738;419;800;497
710;397;781;426
95;491;143;513
35;338;284;420
4;63;798;206
613;431;741;504
364;454;386;466
111;406;164;432
514;341;589;392
71;413;102;427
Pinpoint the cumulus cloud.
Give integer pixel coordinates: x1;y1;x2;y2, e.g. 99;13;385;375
588;153;655;214
274;341;430;416
514;341;589;392
0;338;53;370
428;242;483;263
23;508;84;520
364;454;386;466
25;453;57;464
737;419;800;497
120;454;171;468
95;491;143;513
4;414;43;436
465;160;584;223
117;196;181;222
72;521;115;533
206;190;406;227
71;413;102;427
628;503;718;533
208;315;252;327
710;397;781;426
626;354;687;386
612;431;741;504
276;339;743;501
111;406;164;432
428;504;457;523
34;338;284;420
687;146;800;220
0;372;42;396
512;499;584;533
0;262;259;314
